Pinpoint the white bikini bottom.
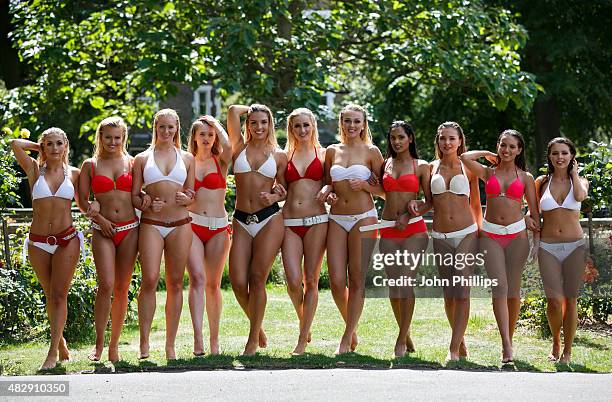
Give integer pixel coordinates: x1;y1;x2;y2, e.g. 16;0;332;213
539;239;586;263
328;208;378;232
431;223;478;249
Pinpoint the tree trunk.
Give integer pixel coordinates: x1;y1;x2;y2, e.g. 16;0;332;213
534;95;561;165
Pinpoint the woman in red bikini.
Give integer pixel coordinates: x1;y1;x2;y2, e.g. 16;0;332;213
131;108;195;360
316;104;384;355
379;121;431;358
535;137;588;364
429;122;482;362
11;128;82;370
186;115;231;356
281;108;327;355
460;129;539;363
227;104;288;355
78;117;139;362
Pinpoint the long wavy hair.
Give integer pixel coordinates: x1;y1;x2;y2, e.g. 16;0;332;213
541;137;577;188
338;104;372;145
493;129;526;170
151;108;181;149
285;108;321;155
434;121;466;159
93;116;128;158
188;117;222;156
244;104;278;150
37;127;70;166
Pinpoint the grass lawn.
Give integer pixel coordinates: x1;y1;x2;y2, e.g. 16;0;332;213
1;287;610;375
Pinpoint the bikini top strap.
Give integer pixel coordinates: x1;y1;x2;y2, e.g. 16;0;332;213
412;158;417;174
91;158;96;178
214;155;222;174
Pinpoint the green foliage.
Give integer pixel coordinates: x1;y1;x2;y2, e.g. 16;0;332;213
580;140;612;215
0;126;24;212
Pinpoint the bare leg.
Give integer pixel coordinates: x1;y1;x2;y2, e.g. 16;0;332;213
538;247;563;360
204;231;230;355
187;234;206;356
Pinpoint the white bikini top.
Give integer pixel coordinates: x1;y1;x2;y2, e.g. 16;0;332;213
31;164;74;201
143;147;187;186
233;146;277;179
430;161;470;197
540;178;581;211
330;164;371;182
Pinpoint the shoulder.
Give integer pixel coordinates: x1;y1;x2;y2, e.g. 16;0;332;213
274;148;288;163
180;149;194;161
134;150;149;161
367;144;383;158
521;170;535;183
317;146;326;160
534;175;546;185
81;158;94;170
68;165;80;179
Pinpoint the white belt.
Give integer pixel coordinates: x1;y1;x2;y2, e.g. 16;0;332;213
431;222;478;239
359;216;423;232
284;214;328;227
482;218;525;235
189;212;229;230
92;220;140;232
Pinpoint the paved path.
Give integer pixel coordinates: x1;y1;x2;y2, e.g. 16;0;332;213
1;369;611;401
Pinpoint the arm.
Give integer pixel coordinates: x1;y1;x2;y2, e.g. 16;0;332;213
131;154;151;211
77;159;99;217
459;150;496;180
523;172;540;232
316;145;335;203
176;152;196;206
265;151;289;204
9;138;39;181
570;160;589;201
227;104;249;154
467;169;483;229
70;166;83;212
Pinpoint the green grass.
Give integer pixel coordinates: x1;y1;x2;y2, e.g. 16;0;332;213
1;287;610;375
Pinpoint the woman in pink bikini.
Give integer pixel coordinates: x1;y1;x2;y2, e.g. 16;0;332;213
186;115;232;356
78;117;139;362
460;129;540;363
317;104;384;355
535;137;588;364
282;108;327;355
379;121;431;358
11;128;82;370
131;108;195;360
429;122;482;362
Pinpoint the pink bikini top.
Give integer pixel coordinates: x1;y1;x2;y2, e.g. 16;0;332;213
485;167;524;202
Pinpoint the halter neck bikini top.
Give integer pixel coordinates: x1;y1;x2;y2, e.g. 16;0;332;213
485;167;524;202
195;157;226;190
382;159;419;193
31;165;74;201
330;164;370;182
285;147;324;183
430;161;470;197
233;146;277;179
540;178;581;211
91;157;132;195
143;147;187;187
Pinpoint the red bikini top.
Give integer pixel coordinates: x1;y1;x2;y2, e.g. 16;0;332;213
382;158;419;193
284;147;324;184
195;157;226;190
91;157;132;195
485;167;524;202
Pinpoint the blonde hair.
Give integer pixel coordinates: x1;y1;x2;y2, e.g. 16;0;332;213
285;108;321;154
244;104;278;150
94;116;128;157
338;104;372;144
151;108;181;149
434;121;466;159
188;117;221;156
38;127;70;166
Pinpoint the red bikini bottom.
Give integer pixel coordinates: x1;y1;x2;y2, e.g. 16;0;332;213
380;219;427;244
192;223;231;244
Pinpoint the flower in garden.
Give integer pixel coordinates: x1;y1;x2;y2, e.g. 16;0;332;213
20;128;30;139
583;256;599;283
1;127;12;137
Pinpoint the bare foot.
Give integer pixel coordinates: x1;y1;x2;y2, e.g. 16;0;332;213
445;352;460;363
193;337;205;357
559;351;571;364
307;331;312;343
209;340;220;356
405;334;415;353
350;332;358;352
40;353;58;370
459;340;469;358
259;328;267;348
88;346;103;362
336;334;352;355
292;338;308;356
108;346;120;363
394;339;407;358
243;341;258;356
165;345;176;360
548;340;560;361
58;338;71;362
139;342;150;359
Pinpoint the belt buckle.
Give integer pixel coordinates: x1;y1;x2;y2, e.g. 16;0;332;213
46;235;58;246
303;217;313;226
246;214;259;225
165;220;172;227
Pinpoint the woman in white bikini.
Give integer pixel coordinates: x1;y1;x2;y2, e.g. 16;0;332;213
460;129;540;363
11;128;82;370
131;108;195;360
281;108;327;355
317;104;384;355
78;117;139;362
227;104;288;355
186;115;232;356
535;137;588;364
379;121;431;358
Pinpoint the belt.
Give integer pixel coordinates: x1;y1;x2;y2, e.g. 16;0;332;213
29;226;78;246
284;214;328;227
482;219;526;235
234;203;280;225
189;212;229;230
431;222;478;239
140;216;192;227
92;220;140;232
359;216;423;232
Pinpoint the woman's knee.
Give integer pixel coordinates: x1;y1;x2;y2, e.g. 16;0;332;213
48;289;69;307
547;298;564;312
140;275;159;292
303;276;319;293
205;278;221;294
189;271;205;290
96;278;114;297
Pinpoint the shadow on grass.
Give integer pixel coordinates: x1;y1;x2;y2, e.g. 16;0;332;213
555;362;598;373
443;359;499;372
573;336;609;351
510;359;542;372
